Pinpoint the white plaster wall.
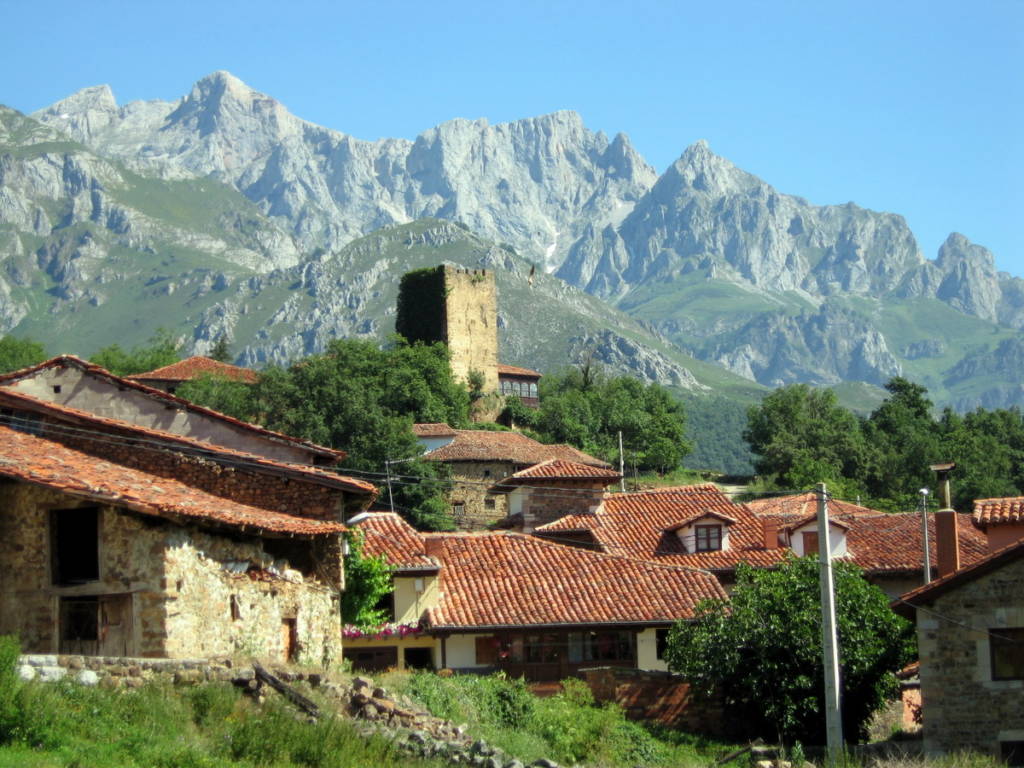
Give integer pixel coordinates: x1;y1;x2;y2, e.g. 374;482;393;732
508;488;525;518
8;367;309;463
792;522;847;557
445;633;492;669
636;628;668;672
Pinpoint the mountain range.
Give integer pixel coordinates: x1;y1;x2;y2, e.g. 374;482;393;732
1;70;1022;417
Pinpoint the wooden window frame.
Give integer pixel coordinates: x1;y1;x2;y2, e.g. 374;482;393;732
990;627;1024;681
694;524;722;552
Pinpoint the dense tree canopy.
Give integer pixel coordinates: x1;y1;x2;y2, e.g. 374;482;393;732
340;530;394;627
745;376;1024;510
665;557;913;744
180;338;468;530
510;367;691;473
0;336;47;374
90;329;181;376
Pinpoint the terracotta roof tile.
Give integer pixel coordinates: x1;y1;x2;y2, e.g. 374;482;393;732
351;513;439;571
497;364;542;378
536;486;987;578
421;429;608;467
127;356;258;384
502;459;621;482
0;388;376;498
973;496;1024;527
422;532;726;630
538;484;785;573
412;423;458;437
747;492;879;519
0;356;344;461
0;425;343;537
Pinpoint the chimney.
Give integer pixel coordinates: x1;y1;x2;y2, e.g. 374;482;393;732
763;518;779;550
930;462;960;578
424;536;445;560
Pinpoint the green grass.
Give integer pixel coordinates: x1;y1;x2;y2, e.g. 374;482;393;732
381;670;735;768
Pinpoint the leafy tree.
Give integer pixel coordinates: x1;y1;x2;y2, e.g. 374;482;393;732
531;367;691;473
209;336;232;363
938;407;1024;508
861;377;941;506
340;530;394;627
181;338;467;530
91;329;181;376
0;336;47;374
744;384;867;492
665;557;913;744
175;373;254;418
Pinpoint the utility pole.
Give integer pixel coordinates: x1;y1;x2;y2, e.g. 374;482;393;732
816;483;843;761
385;458;395;514
919;488;932;584
618;431;626;493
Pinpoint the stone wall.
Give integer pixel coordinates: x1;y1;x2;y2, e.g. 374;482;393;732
41;417;348;521
519;481;606;533
580;666;726;737
916;556;1024;758
448;461;513;529
443;268;499;395
0;482;342;664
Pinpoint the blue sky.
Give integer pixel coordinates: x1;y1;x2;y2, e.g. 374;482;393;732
3;0;1021;275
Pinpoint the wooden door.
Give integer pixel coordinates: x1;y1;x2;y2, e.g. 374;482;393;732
99;594;133;657
281;618;298;662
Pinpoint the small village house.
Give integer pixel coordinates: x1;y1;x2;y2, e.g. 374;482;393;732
896;538;1024;764
343;512;726;680
0;358;377;663
972;496;1024;551
412;424;610;529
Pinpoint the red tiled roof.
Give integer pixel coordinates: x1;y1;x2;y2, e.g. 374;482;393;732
538;484;786;573
895;537;1024;617
536;486;987;578
747;492;880;520
421;429;609;468
0;388;377;498
664;510;738;533
750;494;987;576
973;496;1024;527
0;356;344;461
412;423;458;438
497;364;542;378
422;532;726;630
502;459;621;482
0;425;343;537
127;356;258;384
352;512;439;572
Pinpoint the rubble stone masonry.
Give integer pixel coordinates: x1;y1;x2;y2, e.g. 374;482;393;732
916;556;1024;758
0;483;342;665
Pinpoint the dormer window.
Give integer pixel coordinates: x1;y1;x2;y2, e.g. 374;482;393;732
695;524;723;552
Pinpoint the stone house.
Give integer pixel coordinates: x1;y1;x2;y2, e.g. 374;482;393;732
896;539;1024;764
0;365;378;663
412;424;610;529
126;355;258;394
343;512;726;680
537;486;988;595
497;364;541;409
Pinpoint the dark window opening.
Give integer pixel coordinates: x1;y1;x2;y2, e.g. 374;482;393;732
264;539;315;577
656;628;669;660
404;647;433;670
60;597;98;649
484;498;496;510
695;524;722;552
230;594;241;621
453;502;466;525
374;590;395;622
51;507;100;585
567;630;635;663
349;646;397;672
52;385;62;394
1002;742;1024;767
991;627;1024;681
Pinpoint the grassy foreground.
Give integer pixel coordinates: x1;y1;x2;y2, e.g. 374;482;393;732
381;670;732;767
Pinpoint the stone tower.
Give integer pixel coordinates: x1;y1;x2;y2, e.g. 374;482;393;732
396;265;499;394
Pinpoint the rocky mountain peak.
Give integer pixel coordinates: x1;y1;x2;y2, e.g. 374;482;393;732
42;84;117;115
936;232;996;272
663;140;760;197
32;85;119;143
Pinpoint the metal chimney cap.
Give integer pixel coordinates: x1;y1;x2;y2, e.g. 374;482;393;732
929;461;956;472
